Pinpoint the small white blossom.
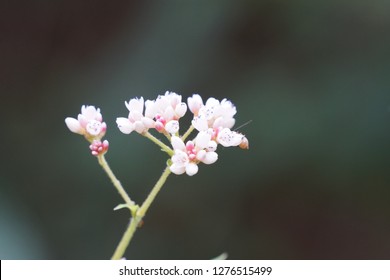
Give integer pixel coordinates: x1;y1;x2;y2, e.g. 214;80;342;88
216;127;245;147
146;91;187;134
187;94;203;115
116;97;155;134
170;133;218;176
65;105;107;140
190;95;236;132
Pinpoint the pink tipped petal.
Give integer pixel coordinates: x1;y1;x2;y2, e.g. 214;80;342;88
116;118;134;134
65;117;83;134
202;151;218;164
171;136;186;151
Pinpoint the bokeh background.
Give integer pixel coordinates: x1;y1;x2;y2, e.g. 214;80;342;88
1;0;390;259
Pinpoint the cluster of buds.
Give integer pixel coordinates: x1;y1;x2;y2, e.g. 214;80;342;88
65;92;249;174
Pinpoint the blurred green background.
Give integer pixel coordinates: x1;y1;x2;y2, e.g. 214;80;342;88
1;0;390;259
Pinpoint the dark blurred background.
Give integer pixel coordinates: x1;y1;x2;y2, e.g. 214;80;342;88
1;0;390;259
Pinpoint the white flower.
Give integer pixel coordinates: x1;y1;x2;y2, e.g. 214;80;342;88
116;97;155;134
169;133;218;176
191;96;236;132
65;105;107;140
216;127;245;147
146;91;187;134
187;94;203;115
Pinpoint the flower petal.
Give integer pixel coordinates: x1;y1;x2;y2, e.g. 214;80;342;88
116;117;134;134
192;115;208;131
170;163;186;175
65;117;83;134
165;120;179;134
86;120;103;136
171;150;189;166
217;128;243;147
195;131;211;149
175;102;187;118
196;149;206;161
171;136;185;151
125;97;144;112
202;151;218;164
185;163;198;176
142;117;155;129
144;100;155;118
134;121;145;134
188;94;203;114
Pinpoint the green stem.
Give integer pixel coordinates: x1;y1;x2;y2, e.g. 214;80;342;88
143;132;174;156
97;155;134;206
181;125;195;141
137;166;171;217
110;165;172;259
111;217;140;260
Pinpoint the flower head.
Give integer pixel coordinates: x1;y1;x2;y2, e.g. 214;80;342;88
65;105;107;141
215;127;246;147
190;95;236;132
116;97;155;134
146;91;187;134
169;132;218;176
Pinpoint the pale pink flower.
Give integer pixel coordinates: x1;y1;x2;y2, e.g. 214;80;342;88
65;105;107;140
170;132;218;176
146;91;187;134
116;97;155;134
215;127;245;147
190;96;236;132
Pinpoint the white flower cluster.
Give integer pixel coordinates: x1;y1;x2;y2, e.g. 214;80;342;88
116;91;187;135
65;91;248;174
116;92;248;176
65;105;107;140
65;105;109;156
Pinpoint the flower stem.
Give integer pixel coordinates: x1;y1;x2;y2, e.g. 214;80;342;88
143;132;174;156
111;217;140;260
137;166;171;218
181;125;195;141
97;155;134;206
110;165;172;259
